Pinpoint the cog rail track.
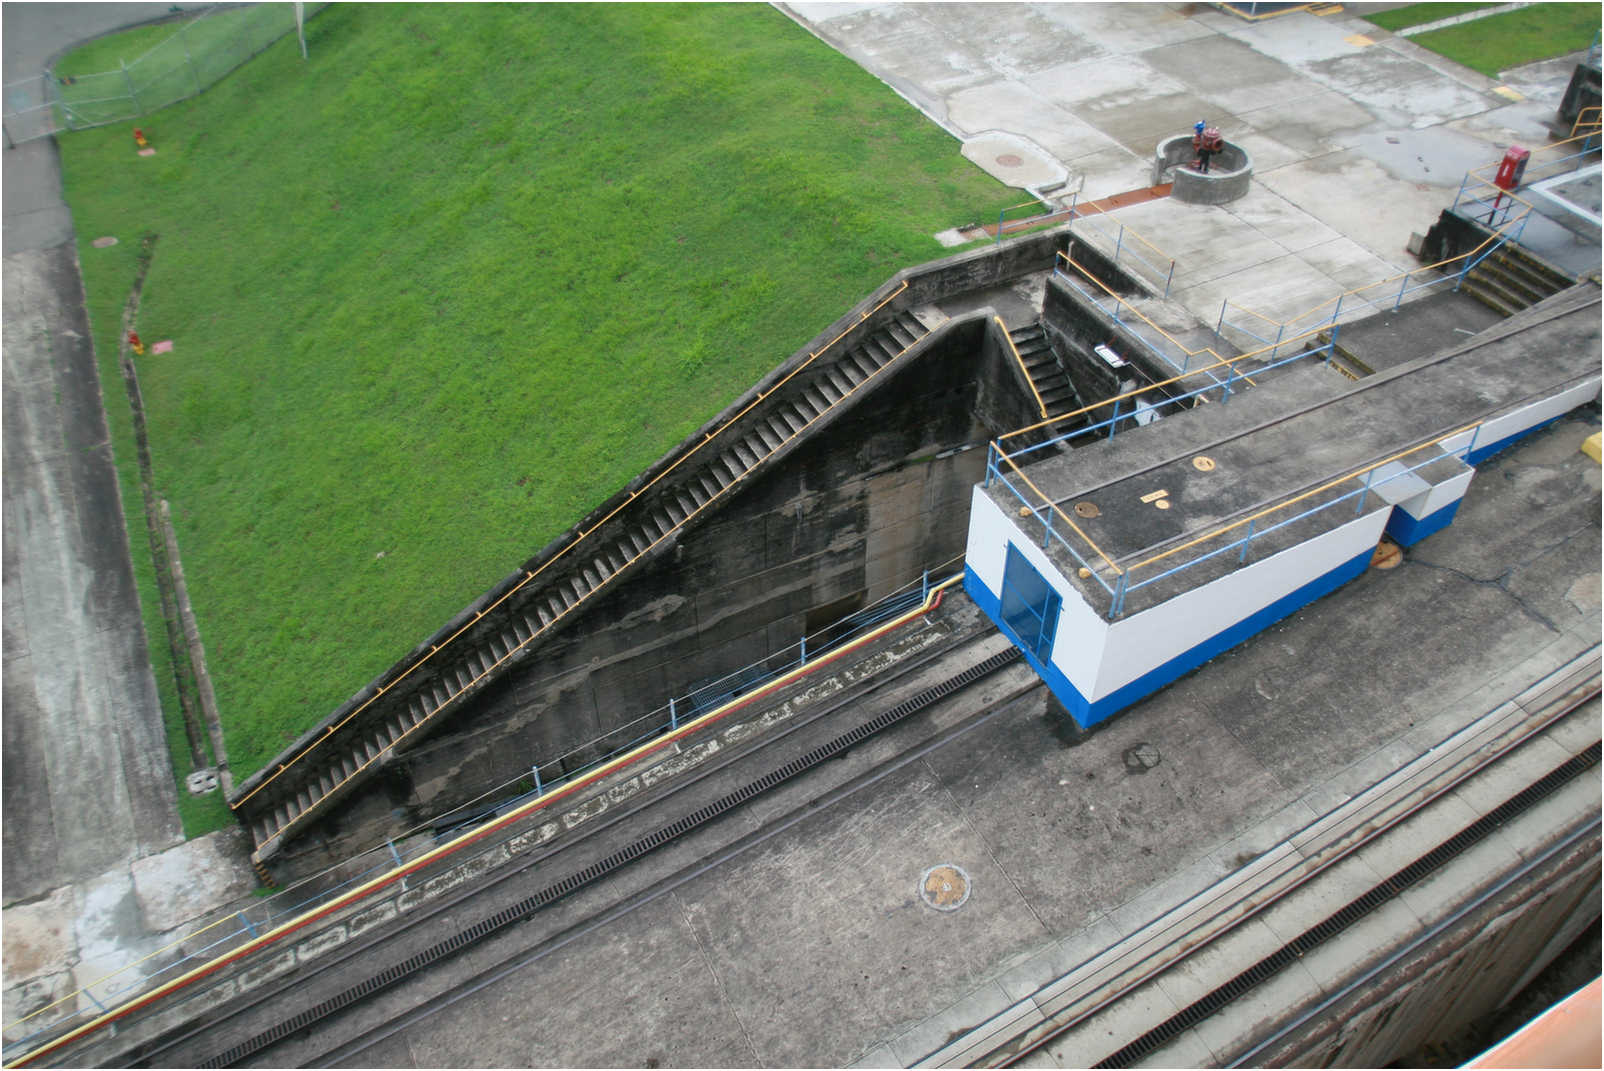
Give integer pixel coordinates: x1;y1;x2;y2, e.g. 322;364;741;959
117;635;1023;1068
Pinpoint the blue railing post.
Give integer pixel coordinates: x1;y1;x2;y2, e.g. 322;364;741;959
668;697;678;731
387;839;403;869
1216;299;1228;337
1108;397;1120;439
1042;505;1055;548
1114;225;1125;264
1465;424;1481;462
1221;365;1234;404
1239;518;1256;563
921;569;929;603
997;207;1005;246
1394;271;1409;311
1164;260;1175;300
1271;323;1285;360
1355;469;1374;514
237;910;259;938
799;635;807;665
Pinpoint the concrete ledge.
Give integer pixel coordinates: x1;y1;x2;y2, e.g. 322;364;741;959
1153;135;1253;205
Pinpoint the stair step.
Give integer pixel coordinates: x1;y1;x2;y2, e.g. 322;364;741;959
865;334;900;363
816;379;843;404
835;361;865;387
752;423;781;451
743;434;770;460
662;497;687;525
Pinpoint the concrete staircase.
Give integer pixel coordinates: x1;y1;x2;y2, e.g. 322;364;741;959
233;310;932;862
1459;246;1575;318
1011;322;1084;420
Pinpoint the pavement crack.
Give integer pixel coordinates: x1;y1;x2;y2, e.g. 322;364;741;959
673;889;765;1068
1407;555;1562;634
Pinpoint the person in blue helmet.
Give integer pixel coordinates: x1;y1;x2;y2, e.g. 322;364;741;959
1192;119;1223;174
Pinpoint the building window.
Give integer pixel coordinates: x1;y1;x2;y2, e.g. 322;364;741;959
1001;544;1060;665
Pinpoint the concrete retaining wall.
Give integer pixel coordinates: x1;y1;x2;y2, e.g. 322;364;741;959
283;313;1045;866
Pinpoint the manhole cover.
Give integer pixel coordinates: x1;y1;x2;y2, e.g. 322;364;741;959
1371;539;1403;570
1075;501;1100;518
920;864;971;911
1193;456;1216;472
1122;743;1161;773
186;768;219;796
996;153;1024;167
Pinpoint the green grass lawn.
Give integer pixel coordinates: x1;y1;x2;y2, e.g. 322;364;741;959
58;3;1017;832
1374;3;1599;77
1363;3;1500;33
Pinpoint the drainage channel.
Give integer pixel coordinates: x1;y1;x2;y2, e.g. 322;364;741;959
190;647;1022;1068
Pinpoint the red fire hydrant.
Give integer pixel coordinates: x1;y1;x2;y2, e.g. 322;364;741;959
128;331;145;356
133;127;148;149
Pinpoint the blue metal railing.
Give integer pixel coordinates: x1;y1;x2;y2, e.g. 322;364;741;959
1065;210;1177;299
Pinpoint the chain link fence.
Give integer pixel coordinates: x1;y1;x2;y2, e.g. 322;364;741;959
3;3;324;146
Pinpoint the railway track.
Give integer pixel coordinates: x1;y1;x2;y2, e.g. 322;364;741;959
921;648;1602;1068
66;609;1031;1068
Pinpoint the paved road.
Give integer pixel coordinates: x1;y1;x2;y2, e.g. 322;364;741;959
2;2;190;905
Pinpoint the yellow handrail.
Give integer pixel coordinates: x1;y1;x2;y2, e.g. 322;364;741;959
998;315;1049;419
1123;423;1479;576
236;280;912;810
995;450;1122;576
1051;250;1263;386
1571;105;1601;139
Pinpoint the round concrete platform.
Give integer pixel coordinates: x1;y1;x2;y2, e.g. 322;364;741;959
1152;135;1253;205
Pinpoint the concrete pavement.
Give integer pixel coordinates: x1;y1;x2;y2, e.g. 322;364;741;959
2;1;253;1049
784;2;1596;331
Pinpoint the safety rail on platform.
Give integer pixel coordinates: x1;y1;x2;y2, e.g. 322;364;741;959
992;196;1063;244
1571;104;1601;146
983;332;1342;608
234;280;914;814
1053;251;1231;384
1064;209;1177;299
2;564;964;1067
1463;125;1601;193
1216;201;1537;360
988;407;1483;619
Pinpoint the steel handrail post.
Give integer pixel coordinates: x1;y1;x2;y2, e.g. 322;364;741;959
799;635;807;665
1355;468;1374;514
1238;518;1256;564
1271;323;1284;361
1164;259;1175;300
1115;224;1125;265
1394;270;1409;311
997;206;1005;246
1108;397;1120;440
1042;504;1055;549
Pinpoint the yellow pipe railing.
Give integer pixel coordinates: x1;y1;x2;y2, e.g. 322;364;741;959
998;315;1049;419
235;280;913;811
1122;424;1479;578
995;449;1123;577
1053;249;1263;386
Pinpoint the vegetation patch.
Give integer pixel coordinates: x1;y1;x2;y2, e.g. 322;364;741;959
1362;3;1501;33
58;2;1015;825
1376;4;1600;77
